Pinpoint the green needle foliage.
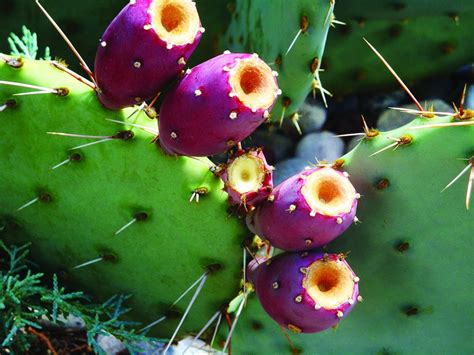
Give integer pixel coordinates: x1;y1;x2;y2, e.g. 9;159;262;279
0;240;159;354
8;26;51;60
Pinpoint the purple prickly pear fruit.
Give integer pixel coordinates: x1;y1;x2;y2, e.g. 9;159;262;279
158;52;280;156
251;251;360;333
94;0;203;109
219;148;273;209
247;167;359;251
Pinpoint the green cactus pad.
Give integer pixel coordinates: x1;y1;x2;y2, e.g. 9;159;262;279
0;57;247;338
232;114;474;353
225;0;334;122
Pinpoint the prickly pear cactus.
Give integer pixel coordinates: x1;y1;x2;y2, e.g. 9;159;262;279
2;1;473;353
0;56;247;338
225;0;334;121
232;113;474;353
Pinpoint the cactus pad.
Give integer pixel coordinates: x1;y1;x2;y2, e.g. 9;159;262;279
0;56;247;338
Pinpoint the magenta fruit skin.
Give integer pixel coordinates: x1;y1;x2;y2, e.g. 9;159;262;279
251;251;359;333
158;53;278;156
246;255;268;286
220;148;273;208
247;167;358;251
94;0;202;110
